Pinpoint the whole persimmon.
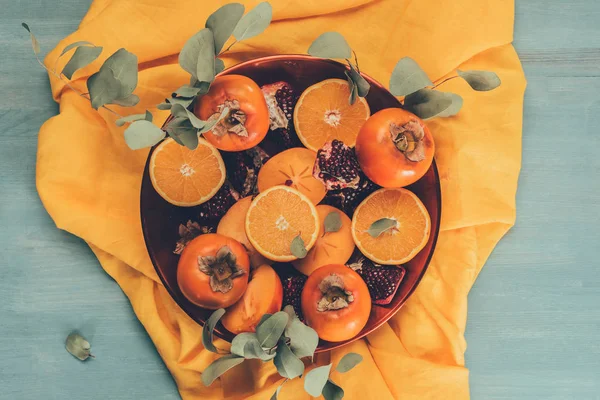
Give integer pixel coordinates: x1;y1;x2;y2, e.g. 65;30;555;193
177;233;250;310
301;264;371;342
195;75;269;151
355;108;434;188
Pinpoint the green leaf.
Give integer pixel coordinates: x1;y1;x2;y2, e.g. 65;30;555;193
22;23;41;54
201;355;245;386
206;3;245;53
282;305;296;324
59;41;95;57
87;67;121;109
215;57;226;75
232;2;273;41
110;94;140;107
403;88;463;119
173;85;203;98
157;102;172;110
457;69;501;91
202;308;226;353
65;332;93;361
344;70;358;105
62;46;103;79
389;57;433;97
285;318;319;359
304;364;332;396
273;339;304;379
231;333;263;358
166;117;199;149
308;32;352;59
336;352;363;373
258;313;273;326
100;48;138;98
348;64;370;98
368;218;397;238
256;311;289;349
270;382;285;400
324;211;342;233
322;380;344;400
116;112;147;127
124;120;166;150
145;110;153;122
171;103;206;129
179;28;215;83
167;96;195;109
291;234;308;259
198;106;230;134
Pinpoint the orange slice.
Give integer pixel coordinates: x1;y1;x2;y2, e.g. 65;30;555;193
149;137;225;207
351;188;431;265
293;78;370;151
245;186;319;262
257;147;326;205
292;205;355;276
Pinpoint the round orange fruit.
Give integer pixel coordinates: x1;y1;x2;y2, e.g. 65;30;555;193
351;188;431;265
293;205;355;276
149;137;225;207
293;79;370;151
245;186;319;262
257;147;326;205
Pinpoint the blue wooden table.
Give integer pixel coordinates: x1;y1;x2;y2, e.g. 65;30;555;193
1;1;599;399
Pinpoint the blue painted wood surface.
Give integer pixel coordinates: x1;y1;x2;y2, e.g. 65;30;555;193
0;1;599;399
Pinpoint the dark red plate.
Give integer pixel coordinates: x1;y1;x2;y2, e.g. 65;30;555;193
141;55;441;353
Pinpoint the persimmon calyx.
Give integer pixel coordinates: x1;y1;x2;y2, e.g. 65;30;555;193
198;245;246;293
210;100;249;138
390;120;426;162
316;273;354;312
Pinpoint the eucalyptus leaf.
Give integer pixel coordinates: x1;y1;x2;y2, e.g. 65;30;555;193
100;48;138;98
60;41;95;57
145;110;153;122
336;352;363;373
22;23;41;54
116;112;147;127
403;88;463;119
173;84;203;98
322;380;344;400
256;311;289;349
215;57;226;75
206;3;245;53
324;211;342;233
270;382;285;400
87;67;121;109
165;117;199;149
348;64;370;97
344;70;358;105
232;2;273;41
202;308;226;353
368;218;397;238
201;354;245;386
285;318;318;359
436;92;463;118
167;96;195;109
273;339;304;379
457;69;501;91
157;102;172;110
65;332;93;361
230;332;271;360
282;305;296;324
291;234;308;259
62;46;103;79
389;57;433;97
304;364;332;397
258;313;273;327
179;28;215;83
110;94;140;107
171;103;206;129
308;32;352;59
124;120;166;150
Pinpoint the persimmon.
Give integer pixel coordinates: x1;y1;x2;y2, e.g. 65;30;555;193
177;234;250;310
355;108;434;188
195;75;269;151
301;264;371;342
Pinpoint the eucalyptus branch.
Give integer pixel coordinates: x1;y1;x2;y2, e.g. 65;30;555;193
220;39;238;55
431;75;459;89
352;50;360;72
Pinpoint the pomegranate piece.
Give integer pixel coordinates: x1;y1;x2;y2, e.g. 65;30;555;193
197;181;240;223
281;275;308;321
346;250;405;305
261;81;301;152
221;147;270;197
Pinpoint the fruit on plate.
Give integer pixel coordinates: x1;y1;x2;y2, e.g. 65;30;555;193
352;188;431;265
281;274;308;322
149;137;225;207
293;78;370;151
346;250;406;305
301;264;371;342
292;205;355;276
177;233;250;309
245;186;319;262
258;147;326;205
195;75;269;151
221;147;270;197
197;181;240;224
221;264;283;334
217;197;269;268
261;81;301;151
355;108;434;187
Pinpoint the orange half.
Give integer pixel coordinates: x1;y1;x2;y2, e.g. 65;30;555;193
149;138;225;207
293;78;370;151
351;188;431;265
245;186;319;262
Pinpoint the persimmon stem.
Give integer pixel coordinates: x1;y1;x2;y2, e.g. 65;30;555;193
432;75;459;89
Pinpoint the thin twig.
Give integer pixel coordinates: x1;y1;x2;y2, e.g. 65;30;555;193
432;75;459;89
352;50;360;72
220;40;238;55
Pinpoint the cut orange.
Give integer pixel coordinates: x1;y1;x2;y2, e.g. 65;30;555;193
351;188;431;265
257;147;326;205
245;186;319;262
149;137;225;207
293;78;370;151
